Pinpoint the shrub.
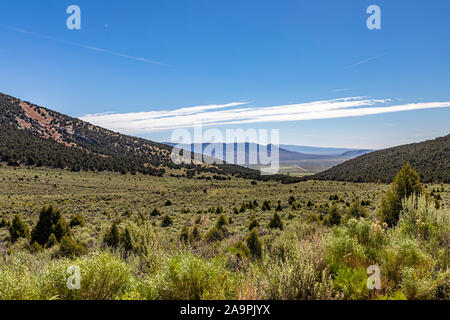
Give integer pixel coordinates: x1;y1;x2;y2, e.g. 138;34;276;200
325;205;342;226
69;214;85;228
248;216;259;231
150;208;161;216
103;222;121;248
246;230;262;259
30;206;70;246
400;267;446;300
120;227;133;252
188;226;200;243
398;195;449;248
41;252;133;300
261;200;271;211
205;226;225;243
29;241;43;253
165;200;172;206
379;163;424;227
347;201;367;219
333;266;369;299
179;226;189;244
161;215;173;227
275;202;282;211
0;218;7;228
146;253;237;299
229;241;250;260
381;235;434;286
247;234;337;300
216;214;228;229
268;213;283;230
9;215;30;243
46;233;58;248
57;236;86;258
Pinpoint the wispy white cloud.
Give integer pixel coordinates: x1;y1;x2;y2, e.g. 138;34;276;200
80;97;450;134
9;27;169;66
347;52;390;68
332;88;352;92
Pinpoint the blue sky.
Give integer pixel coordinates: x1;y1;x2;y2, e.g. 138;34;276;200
0;0;449;149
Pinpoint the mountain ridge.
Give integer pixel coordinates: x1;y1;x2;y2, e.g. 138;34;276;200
311;134;450;183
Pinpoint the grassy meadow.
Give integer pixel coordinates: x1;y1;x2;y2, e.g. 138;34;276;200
0;164;448;300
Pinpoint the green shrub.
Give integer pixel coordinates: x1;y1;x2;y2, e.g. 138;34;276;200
57;236;86;258
275;202;282;211
146;253;237;299
229;241;250;260
179;226;189;244
261;200;271;211
248;216;259;231
381;235;434;286
69;215;85;228
216;214;228;229
190;225;201;242
326;228;367;272
9;215;30;243
205;226;224;243
333;266;369;299
398;195;449;250
245;230;262;259
30;206;70;246
120;227;133;252
41;252;133;300
103;222;121;248
150;208;161;216
268;213;283;230
161;215;173;227
46;233;58;248
29;241;44;253
325;205;342;226
347;201;367;219
379;163;424;227
327;218;386;271
248;235;337;300
400;267;447;300
165;200;172;206
0;218;7;228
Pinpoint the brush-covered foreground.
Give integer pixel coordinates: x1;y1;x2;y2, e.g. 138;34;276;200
0;165;448;300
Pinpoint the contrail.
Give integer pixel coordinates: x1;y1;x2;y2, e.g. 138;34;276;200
9;27;170;67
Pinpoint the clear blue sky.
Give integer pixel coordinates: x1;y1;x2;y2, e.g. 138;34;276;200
0;0;449;149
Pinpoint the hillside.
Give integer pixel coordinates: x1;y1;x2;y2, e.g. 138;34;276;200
0;92;300;183
312;134;450;183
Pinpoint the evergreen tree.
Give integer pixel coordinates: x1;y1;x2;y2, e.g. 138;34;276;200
9;215;30;243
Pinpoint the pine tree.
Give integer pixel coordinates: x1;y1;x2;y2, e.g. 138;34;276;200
246;230;262;259
9;215;30;243
30;206;70;246
268;212;283;230
379;163;424;226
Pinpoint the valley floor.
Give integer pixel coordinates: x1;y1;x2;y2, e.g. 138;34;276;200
0;165;448;300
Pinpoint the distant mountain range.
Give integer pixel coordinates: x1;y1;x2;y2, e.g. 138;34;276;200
279;144;373;157
164;142;372;164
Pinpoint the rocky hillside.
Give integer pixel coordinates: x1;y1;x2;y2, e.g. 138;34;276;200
0;92;300;183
